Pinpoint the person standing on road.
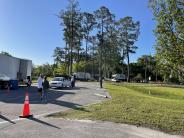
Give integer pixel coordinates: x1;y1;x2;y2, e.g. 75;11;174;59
37;74;43;100
73;75;76;87
71;75;74;87
42;76;49;102
99;77;103;88
26;76;31;87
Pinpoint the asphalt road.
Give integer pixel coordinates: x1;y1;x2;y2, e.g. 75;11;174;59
0;82;183;138
0;82;108;122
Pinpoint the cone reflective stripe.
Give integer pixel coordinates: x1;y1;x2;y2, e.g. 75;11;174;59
19;92;33;118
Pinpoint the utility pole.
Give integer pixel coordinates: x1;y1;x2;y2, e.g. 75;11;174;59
145;56;147;82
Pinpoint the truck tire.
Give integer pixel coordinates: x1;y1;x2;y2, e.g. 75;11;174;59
4;82;9;89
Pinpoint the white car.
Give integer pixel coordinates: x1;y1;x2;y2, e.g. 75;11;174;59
49;77;71;88
111;78;120;82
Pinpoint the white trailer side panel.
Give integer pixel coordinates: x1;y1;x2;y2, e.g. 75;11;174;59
19;59;32;79
0;54;20;80
26;60;32;77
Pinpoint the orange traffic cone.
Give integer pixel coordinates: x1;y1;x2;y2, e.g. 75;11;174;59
19;92;33;118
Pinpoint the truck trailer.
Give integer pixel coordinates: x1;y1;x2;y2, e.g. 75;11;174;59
74;72;91;81
0;54;32;89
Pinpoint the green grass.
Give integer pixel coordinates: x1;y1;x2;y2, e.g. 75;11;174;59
49;83;184;135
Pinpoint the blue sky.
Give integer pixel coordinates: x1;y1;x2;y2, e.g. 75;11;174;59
0;0;156;65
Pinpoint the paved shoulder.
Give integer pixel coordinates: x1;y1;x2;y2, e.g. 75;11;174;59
0;117;182;138
0;82;108;123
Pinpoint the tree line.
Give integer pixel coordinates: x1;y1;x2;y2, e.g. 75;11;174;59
32;54;163;83
33;0;184;84
53;0;140;86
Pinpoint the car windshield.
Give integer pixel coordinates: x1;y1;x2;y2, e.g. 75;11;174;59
52;77;63;81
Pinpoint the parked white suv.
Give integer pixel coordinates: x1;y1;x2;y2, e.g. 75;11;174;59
49;77;71;88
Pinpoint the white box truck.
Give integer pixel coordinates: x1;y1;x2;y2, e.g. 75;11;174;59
0;54;32;89
74;72;91;81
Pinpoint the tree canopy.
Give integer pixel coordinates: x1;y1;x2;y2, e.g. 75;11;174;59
149;0;184;82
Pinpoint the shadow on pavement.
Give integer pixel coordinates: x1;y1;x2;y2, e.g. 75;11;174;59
27;117;60;129
0;85;89;112
50;100;89;112
0;114;15;124
71;86;88;90
0;86;75;104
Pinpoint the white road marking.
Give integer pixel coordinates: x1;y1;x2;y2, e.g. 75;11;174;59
0;100;103;125
0;118;24;124
94;93;108;98
0;82;109;125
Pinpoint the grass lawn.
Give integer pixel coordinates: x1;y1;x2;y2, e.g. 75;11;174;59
49;82;184;135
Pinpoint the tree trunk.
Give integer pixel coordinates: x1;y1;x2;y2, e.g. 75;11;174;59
70;8;74;76
85;35;88;74
99;46;102;88
92;43;94;78
78;39;81;63
70;46;73;76
145;58;147;82
127;49;130;82
156;70;158;82
65;43;70;75
76;49;79;73
99;19;104;88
